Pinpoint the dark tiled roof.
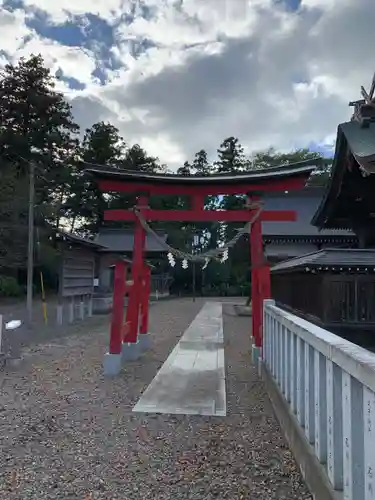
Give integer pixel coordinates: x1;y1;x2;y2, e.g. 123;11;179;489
85;158;321;186
340;121;375;167
56;230;105;250
312;121;375;229
271;248;375;273
262;188;354;237
265;243;318;258
95;229;167;253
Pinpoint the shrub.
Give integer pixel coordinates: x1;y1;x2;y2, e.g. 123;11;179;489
0;275;22;297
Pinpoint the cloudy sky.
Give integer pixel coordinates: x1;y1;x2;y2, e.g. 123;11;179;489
0;0;374;170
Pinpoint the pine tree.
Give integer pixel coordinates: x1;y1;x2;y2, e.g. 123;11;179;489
73;121;127;234
0;54;79;185
177;161;192;176
215;137;247;173
192;149;212;176
122;144;159;173
0;164;28;270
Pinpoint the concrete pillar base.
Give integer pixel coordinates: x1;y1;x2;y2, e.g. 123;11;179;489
103;353;122;376
122;341;141;361
138;333;151;350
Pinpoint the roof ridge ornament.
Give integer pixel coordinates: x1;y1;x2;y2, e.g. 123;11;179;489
349;71;375;128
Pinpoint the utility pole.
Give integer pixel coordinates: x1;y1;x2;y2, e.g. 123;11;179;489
26;160;35;326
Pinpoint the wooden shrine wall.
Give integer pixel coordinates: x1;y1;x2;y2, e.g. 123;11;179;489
272;272;375;327
59;247;95;298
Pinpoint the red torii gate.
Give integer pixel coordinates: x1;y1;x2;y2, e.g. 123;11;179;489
87;161;318;375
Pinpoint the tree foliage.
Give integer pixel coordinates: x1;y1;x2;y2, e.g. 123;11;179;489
215;137;247;173
0;53;332;293
0;55;79;207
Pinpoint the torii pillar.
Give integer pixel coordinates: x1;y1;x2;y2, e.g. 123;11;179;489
85;160;318;376
250;208;271;364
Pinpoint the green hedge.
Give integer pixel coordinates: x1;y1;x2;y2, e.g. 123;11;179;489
0;275;22;297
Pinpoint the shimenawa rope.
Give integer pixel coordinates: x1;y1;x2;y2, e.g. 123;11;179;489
133;201;263;263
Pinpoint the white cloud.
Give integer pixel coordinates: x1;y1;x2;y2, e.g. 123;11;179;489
0;8;29;55
18;36;96;84
22;0;131;23
1;0;375;169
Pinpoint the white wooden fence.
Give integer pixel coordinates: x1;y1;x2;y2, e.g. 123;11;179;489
263;299;375;500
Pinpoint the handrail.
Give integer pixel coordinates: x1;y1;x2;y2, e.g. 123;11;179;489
263;299;375;499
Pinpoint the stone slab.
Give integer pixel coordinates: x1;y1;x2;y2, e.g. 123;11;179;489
133;301;226;417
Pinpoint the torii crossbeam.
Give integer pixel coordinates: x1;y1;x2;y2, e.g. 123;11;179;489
87;159;319;375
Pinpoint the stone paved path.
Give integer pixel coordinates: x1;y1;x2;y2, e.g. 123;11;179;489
133;301;226;416
0;298;311;499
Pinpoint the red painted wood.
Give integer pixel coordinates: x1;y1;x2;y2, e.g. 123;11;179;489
122;321;130;341
260;264;271;300
98;175;309;196
192;194;205;211
123;196;148;344
102;168;311;355
250;206;264;348
104;208;297;222
140;266;151;335
109;260;127;354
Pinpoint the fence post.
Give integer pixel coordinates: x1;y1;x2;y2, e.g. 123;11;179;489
0;315;3;354
326;360;343;490
69;297;74;323
262;299;275;364
79;295;84;320
363;387;375;499
88;294;93;317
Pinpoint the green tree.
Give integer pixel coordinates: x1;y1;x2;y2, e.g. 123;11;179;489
73;121;127;234
0;54;79;268
122;144;159;173
250;147;330;185
308;158;333;186
0;164;28;271
250;147;322;169
177;161;192;176
192;149;212;176
0;54;79;201
215;137;248;173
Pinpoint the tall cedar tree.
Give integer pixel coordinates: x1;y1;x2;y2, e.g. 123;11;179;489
215;137;247;173
0;54;79;267
192;149;212;176
0;54;79;192
0;165;28;270
74;122;127;234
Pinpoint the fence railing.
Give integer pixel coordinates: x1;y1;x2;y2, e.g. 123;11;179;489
263;299;375;500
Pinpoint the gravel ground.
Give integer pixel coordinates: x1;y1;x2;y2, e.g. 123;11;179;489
0;298;311;499
0;295;109;355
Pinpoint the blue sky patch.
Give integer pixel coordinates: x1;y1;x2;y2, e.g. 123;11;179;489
23;7;158;84
276;0;302;12
2;0;24;11
55;68;86;90
25;10;125;84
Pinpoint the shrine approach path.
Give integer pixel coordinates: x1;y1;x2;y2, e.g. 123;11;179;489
0;298;310;500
